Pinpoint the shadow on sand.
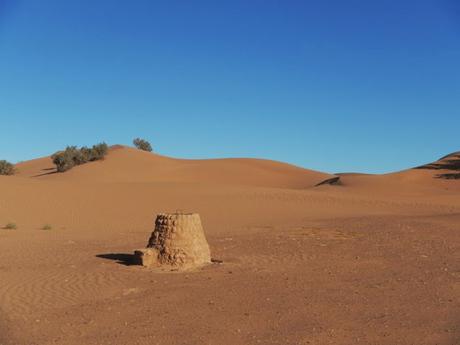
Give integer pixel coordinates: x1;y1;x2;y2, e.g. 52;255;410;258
32;168;58;177
415;153;460;180
315;176;341;187
96;253;138;266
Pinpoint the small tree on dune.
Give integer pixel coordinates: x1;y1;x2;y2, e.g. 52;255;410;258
0;160;16;175
52;146;81;172
133;138;152;152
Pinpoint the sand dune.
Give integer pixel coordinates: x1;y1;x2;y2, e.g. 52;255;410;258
14;146;460;193
1;147;459;345
322;153;460;196
15;146;333;189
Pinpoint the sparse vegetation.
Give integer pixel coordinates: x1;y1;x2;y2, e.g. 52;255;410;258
133;138;152;152
4;222;17;230
0;160;16;175
52;142;109;172
42;224;52;230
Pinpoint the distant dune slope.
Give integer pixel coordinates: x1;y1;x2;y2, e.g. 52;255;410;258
14;146;333;189
317;152;460;195
414;151;460;180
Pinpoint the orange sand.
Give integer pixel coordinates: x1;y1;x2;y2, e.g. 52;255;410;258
0;146;459;345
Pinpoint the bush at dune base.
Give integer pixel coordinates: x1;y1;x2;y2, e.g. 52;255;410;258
52;143;108;172
0;160;15;175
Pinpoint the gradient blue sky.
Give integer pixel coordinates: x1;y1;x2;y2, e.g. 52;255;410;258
0;0;459;173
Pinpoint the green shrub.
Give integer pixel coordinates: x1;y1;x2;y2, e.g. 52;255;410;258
52;146;80;172
80;143;108;162
4;222;17;230
0;160;16;175
52;142;109;172
42;224;52;230
133;138;152;152
90;142;108;160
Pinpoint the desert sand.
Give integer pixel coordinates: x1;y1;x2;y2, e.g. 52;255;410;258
0;146;459;345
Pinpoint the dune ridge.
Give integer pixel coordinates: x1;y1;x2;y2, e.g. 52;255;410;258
14;146;333;188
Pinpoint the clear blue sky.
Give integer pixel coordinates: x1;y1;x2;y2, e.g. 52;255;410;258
0;0;459;173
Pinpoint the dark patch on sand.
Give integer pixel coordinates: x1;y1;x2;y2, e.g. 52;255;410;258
415;153;460;180
315;176;341;187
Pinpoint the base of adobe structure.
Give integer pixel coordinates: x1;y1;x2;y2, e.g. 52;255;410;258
134;213;211;270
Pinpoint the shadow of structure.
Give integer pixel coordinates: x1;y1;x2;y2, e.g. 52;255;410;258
415;152;460;180
96;253;138;266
